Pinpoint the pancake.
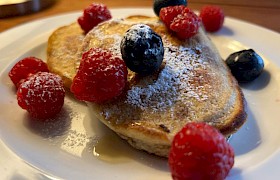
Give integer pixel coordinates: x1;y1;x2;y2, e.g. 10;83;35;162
47;15;247;157
47;22;84;88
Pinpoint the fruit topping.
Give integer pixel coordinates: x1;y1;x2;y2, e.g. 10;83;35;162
120;24;164;74
160;5;201;39
199;5;225;32
78;3;112;33
153;0;187;16
159;5;185;27
17;72;65;119
8;57;49;88
169;122;234;180
226;49;264;83
71;48;128;103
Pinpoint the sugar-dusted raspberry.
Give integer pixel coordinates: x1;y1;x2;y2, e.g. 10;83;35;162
71;48;128;103
160;6;200;39
8;57;49;88
169;122;234;180
78;3;112;33
17;72;65;119
199;5;225;32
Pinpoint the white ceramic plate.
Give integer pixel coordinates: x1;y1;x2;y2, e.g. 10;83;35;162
1;8;280;180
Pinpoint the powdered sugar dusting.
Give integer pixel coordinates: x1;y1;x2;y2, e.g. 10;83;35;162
88;27;123;58
126;65;178;111
86;19;211;112
124;24;153;42
126;42;209;111
19;72;65;106
61;129;97;153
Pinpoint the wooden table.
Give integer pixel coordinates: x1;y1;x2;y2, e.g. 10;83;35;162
0;0;280;33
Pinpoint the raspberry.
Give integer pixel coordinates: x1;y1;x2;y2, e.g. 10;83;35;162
159;5;185;27
71;48;128;103
169;122;234;180
17;72;65;120
199;5;225;32
8;57;49;88
78;3;112;33
153;0;187;16
170;9;201;39
160;6;200;39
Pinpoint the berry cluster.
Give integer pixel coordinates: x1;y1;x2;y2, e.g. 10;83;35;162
78;3;112;33
9;57;65;120
160;5;201;39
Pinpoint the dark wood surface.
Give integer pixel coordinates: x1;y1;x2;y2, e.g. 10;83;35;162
0;0;279;33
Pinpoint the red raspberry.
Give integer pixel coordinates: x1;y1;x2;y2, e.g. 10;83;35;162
17;72;65;120
199;5;225;32
71;48;128;103
169;122;234;180
78;3;112;33
159;5;185;27
170;9;201;39
8;57;49;88
160;6;200;39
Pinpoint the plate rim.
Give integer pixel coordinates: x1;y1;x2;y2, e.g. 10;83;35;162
0;7;280;180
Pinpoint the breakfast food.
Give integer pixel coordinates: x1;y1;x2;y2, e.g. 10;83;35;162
80;15;246;157
47;3;246;159
169;122;234;180
17;72;65;119
5;1;255;179
46;12;247;158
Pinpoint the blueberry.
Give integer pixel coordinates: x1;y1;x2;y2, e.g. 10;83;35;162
153;0;187;16
225;49;264;83
120;24;164;75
